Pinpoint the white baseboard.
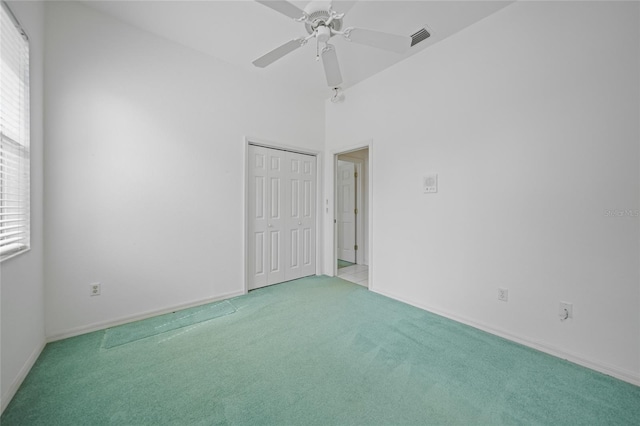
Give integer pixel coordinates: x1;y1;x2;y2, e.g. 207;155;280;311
46;290;245;343
372;288;640;387
1;339;46;414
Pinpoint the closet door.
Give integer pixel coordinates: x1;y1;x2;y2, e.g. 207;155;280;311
266;150;287;285
248;145;316;290
248;145;286;289
285;153;316;281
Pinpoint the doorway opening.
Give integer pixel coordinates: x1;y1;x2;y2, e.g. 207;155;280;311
335;147;369;288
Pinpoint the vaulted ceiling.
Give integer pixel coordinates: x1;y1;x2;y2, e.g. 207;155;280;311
83;1;512;99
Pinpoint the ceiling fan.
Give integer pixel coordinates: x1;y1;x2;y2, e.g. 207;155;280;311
253;0;412;88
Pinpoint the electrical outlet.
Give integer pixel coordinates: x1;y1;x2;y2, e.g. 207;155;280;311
89;283;101;296
498;288;508;302
559;302;573;320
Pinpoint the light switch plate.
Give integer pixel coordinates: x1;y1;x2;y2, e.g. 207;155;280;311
424;174;438;193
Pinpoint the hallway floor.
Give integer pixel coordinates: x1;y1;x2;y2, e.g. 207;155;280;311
337;263;368;287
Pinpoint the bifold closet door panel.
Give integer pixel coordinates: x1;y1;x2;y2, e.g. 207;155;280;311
248;146;267;290
285;152;316;280
266;149;287;285
248;146;286;289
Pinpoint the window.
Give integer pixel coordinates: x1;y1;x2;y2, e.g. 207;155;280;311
0;1;30;261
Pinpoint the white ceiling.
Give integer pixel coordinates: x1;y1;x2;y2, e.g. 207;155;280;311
83;0;512;99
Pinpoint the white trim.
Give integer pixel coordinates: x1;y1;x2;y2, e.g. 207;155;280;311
1;339;45;414
245;136;321;158
46;290;244;343
373;287;640;386
243;137;323;294
0;247;31;263
315;151;324;277
243;138;250;294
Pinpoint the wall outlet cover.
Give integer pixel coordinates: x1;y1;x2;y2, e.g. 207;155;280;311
498;288;508;302
559;302;573;319
90;283;101;296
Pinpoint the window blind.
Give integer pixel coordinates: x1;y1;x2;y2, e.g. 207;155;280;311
0;1;30;260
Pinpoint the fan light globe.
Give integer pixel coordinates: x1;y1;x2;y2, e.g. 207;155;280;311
316;26;331;43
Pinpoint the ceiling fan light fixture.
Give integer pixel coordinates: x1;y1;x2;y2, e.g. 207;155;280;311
316;26;331;43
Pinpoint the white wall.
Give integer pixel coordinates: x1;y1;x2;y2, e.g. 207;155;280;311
324;1;639;384
0;0;45;412
44;1;324;339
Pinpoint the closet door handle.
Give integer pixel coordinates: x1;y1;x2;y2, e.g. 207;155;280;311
298;221;302;225
268;224;273;228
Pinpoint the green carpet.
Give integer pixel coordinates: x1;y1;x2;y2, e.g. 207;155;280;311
102;300;236;349
338;259;355;269
2;276;639;425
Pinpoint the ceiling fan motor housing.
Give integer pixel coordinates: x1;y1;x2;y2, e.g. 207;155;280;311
304;1;343;34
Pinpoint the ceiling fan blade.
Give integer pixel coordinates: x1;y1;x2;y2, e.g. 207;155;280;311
331;1;357;16
321;44;343;87
253;38;305;68
344;27;412;53
255;0;307;20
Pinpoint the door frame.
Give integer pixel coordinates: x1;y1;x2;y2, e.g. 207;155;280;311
243;137;323;294
332;140;373;288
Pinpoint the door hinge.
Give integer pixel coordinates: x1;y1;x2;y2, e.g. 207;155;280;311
354;245;358;251
354;208;358;214
354;171;358;178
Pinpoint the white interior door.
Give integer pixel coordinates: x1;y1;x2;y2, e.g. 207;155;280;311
248;145;316;290
337;160;356;263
